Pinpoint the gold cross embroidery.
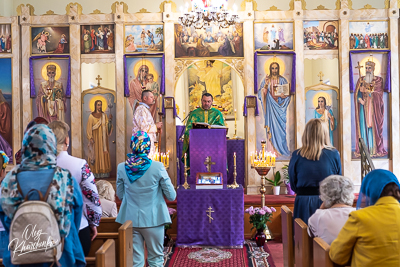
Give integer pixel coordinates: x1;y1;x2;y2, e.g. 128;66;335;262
206;206;214;223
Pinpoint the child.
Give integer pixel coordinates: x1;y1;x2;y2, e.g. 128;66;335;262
145;73;160;117
0;151;9;258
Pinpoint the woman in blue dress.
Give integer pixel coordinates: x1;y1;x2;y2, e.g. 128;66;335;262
289;119;342;224
314;96;336;146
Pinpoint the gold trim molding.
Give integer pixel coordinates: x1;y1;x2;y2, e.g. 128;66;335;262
91;9;103;14
224;59;244;80
335;0;340;10
174;60;194;79
159;0;177;12
111;1;129;14
267;5;280;11
137;8;150;13
16;4;35;16
361;4;375;9
43;10;55;15
289;0;306;10
315;5;328;10
240;0;258;11
66;2;83;15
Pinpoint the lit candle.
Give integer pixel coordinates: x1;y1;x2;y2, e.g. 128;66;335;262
183;110;186;119
234;152;236;166
167;152;170;166
267;152;271;166
272;153;276;166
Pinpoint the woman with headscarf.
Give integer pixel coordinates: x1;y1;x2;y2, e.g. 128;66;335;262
330;169;400;266
0;124;85;266
14;116;48;165
116;131;176;267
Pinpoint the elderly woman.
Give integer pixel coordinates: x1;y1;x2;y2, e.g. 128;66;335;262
0;124;85;266
48;120;102;256
116;131;176;267
308;175;355;245
330;170;400;266
289;119;342;224
96;180;118;217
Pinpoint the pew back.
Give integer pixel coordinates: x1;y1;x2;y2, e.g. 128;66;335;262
281;205;294;267
294;218;313;267
119;220;133;267
97;217;120;233
313;237;347;267
95;239;116;267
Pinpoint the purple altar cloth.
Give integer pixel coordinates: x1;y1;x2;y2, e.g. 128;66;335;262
177;136;245;186
176;185;244;247
189;129;227;184
227;139;245;186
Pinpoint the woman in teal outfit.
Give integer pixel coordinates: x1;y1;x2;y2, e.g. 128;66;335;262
314;96;336;146
116;131;176;267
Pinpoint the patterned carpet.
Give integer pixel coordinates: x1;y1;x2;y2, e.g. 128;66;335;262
163;240;276;267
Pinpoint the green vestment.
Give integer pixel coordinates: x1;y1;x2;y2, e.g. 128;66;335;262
182;107;225;164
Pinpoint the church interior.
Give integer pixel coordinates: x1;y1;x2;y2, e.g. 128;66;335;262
0;0;400;266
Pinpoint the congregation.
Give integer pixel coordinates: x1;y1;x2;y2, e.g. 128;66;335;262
0;91;399;267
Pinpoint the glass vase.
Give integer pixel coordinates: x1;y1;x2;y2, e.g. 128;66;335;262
255;228;266;247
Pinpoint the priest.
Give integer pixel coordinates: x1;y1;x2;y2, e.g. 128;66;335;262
132;90;162;155
182;93;225;163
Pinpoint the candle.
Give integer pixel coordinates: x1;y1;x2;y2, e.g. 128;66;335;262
159;95;162;112
234;152;236;166
250;152;253;165
234;109;237;121
272;153;276;165
184;153;187;167
167;152;170;166
183;110;186;118
267;152;271;166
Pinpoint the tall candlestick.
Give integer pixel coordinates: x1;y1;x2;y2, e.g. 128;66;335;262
183;153;190;189
159;95;163;113
228;152;239;189
233;109;238;139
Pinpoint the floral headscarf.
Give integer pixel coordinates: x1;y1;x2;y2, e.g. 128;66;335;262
0;151;9;169
125;131;152;183
1;124;74;237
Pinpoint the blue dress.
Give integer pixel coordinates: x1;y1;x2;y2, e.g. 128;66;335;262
0;169;85;267
289;148;342;224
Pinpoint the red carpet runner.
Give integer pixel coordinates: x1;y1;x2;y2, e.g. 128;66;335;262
163;240;276;267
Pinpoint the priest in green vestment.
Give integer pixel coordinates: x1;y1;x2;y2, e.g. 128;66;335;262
182;93;225;165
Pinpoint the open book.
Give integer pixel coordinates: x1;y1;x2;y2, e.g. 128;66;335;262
192;122;227;129
275;84;290;96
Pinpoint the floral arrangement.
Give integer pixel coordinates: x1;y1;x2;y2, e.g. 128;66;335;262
245;206;276;231
165;207;177;230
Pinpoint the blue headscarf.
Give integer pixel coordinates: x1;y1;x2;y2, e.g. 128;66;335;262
357;169;400;209
125;131;152;183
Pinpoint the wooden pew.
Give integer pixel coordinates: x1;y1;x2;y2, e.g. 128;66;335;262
95;239;116;267
97;217;120;233
313;237;347;267
86;220;133;267
281;205;294;267
294;218;313;267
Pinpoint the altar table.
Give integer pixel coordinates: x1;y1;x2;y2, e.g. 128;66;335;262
176;185;244;247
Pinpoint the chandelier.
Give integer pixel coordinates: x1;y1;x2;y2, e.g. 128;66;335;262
178;0;239;29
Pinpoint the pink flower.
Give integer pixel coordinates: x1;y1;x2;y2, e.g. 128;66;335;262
265;207;272;213
271;207;276;212
249;206;254;211
249;209;255;216
168;207;176;215
258;209;266;215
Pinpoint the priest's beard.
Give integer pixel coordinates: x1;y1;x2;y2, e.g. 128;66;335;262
48;77;55;84
364;73;374;84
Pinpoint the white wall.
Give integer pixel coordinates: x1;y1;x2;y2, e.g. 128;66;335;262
0;0;386;16
304;59;339;88
81;63;116;91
